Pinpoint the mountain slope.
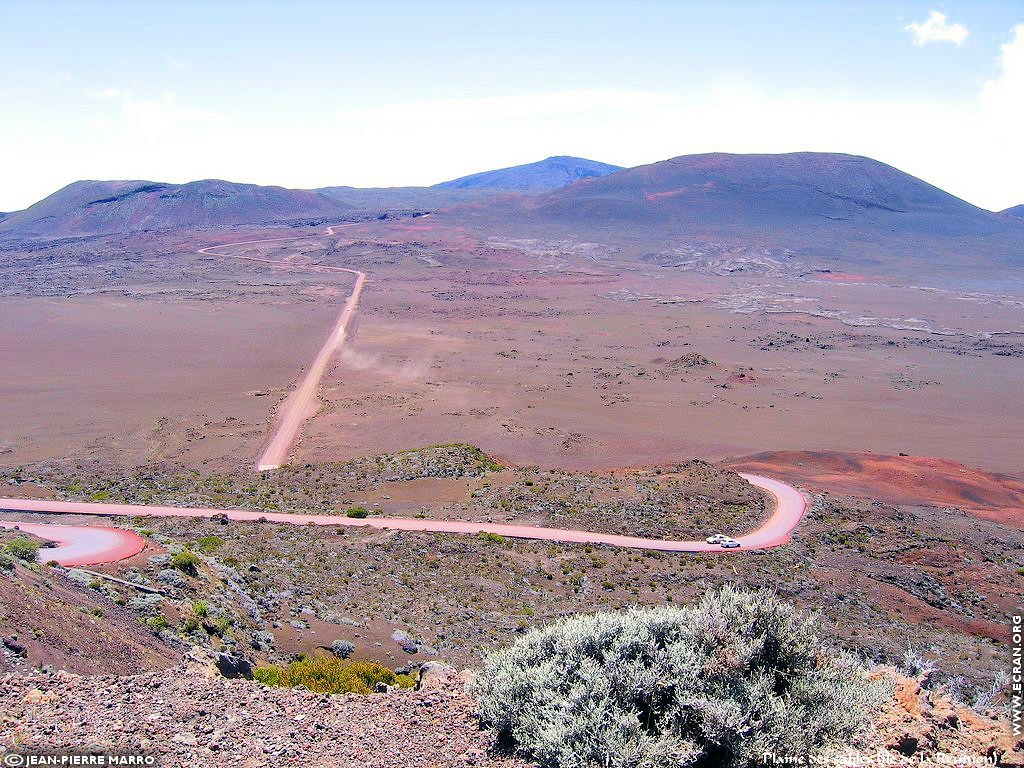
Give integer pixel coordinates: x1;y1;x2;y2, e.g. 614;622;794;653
0;179;348;238
526;153;994;232
434;156;622;192
448;152;1024;279
1002;204;1024;218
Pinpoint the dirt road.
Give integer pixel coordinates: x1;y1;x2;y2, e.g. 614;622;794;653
197;224;364;470
0;473;806;565
0;520;146;567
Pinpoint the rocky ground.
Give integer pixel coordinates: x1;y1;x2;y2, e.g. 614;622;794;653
0;659;526;767
2;446;1020;689
1;657;1018;767
2;446;1021;766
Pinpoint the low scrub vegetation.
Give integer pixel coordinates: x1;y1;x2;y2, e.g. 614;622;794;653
170;551;200;575
254;655;414;695
330;639;356;659
470;585;887;768
6;537;41;562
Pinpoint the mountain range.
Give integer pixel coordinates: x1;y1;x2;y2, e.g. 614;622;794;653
0;156;617;239
0;179;346;239
492;152;1007;236
2;153;1022;283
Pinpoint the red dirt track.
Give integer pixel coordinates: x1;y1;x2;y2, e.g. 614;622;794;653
0;521;146;567
0;473;806;563
197;224;365;471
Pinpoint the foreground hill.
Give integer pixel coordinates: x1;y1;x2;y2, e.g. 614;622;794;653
0;179;347;238
0;536;175;675
434;155;622;191
449;152;1024;281
1;651;1015;766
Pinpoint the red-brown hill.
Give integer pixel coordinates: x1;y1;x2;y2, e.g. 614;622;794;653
0;179;348;238
448;152;1024;282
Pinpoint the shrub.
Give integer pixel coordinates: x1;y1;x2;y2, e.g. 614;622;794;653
211;616;232;636
345;507;370;519
331;639;356;659
6;537;41;562
195;535;224;553
470;585;888;768
0;552;15;572
254;655;414;695
898;642;939;684
478;532;508;545
171;551;200;576
192;600;210;618
145;616;169;632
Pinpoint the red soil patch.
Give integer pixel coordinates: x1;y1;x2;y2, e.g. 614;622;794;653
723;451;1024;528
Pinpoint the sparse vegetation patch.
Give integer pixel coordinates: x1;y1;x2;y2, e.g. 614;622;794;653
471;585;887;768
254;655;415;695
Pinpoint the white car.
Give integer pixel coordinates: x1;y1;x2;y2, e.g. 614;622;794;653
719;539;741;549
705;534;729;544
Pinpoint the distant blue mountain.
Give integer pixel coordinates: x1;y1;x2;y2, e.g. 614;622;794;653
1002;204;1024;218
434;156;622;192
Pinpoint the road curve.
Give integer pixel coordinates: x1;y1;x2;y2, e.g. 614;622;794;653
197;225;365;471
0;223;808;566
0;473;806;564
0;521;146;567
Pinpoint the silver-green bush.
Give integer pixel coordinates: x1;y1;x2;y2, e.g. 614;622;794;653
470;585;887;768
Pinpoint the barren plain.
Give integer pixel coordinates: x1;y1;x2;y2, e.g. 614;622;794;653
1;203;1022;763
2;217;1022;478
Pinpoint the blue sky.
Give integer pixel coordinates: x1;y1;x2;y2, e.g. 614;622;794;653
1;1;1022;210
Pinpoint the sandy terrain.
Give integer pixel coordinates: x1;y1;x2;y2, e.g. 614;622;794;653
0;293;335;466
1;220;1021;488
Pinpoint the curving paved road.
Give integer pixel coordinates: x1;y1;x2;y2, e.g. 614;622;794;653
0;473;806;565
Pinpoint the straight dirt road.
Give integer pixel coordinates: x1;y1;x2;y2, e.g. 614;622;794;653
197;224;364;470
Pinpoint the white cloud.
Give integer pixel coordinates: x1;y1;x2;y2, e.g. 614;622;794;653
4;25;1024;212
906;11;969;47
85;87;128;100
167;58;186;71
980;24;1024;117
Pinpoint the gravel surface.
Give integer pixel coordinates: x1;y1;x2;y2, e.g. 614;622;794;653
0;664;526;768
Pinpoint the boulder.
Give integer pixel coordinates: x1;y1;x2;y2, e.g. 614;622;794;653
215;652;254;680
416;661;460;691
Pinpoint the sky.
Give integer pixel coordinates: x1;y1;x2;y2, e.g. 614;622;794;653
1;1;1021;211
